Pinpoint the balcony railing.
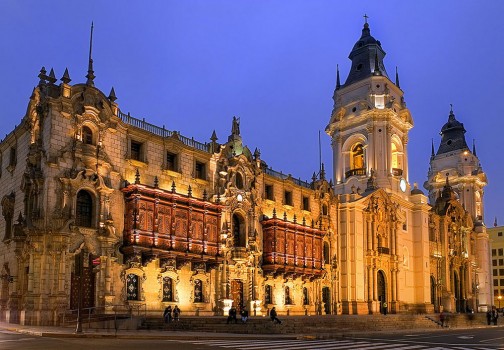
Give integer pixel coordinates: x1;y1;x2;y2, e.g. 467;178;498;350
263;168;311;189
118;110;211;153
345;168;366;178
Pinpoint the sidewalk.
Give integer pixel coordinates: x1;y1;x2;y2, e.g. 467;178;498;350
0;321;299;340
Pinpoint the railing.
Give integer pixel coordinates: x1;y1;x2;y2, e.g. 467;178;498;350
61;303;147;330
345;168;366;178
118;110;211;153
264;167;311;189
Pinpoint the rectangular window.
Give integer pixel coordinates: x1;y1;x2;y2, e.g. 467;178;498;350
130;141;142;161
500;259;504;265
500;279;504;286
126;274;139;301
500;248;504;256
284;191;293;206
195;161;206;180
494;269;498;276
493;249;497;256
499;232;503;237
9;147;16;167
495;279;499;286
166;152;178;171
265;184;274;200
500;269;504;275
302;196;310;211
494;260;498;266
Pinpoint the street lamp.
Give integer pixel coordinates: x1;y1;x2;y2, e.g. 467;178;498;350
498;295;502;310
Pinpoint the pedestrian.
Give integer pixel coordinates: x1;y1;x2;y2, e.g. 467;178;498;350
487;310;492;325
240;307;249;324
270;307;281;324
439;311;445;327
226;305;237;324
163;305;172;323
383;301;388;315
173;305;181;321
493;308;499;325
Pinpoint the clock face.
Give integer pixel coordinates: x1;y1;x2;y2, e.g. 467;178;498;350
399;178;407;192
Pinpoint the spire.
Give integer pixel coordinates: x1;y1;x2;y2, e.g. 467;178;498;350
108;87;117;102
395;66;400;88
320;163;326;180
336;64;341;90
211;130;218;142
494;217;498;227
472;139;477;156
431;138;435;158
86;22;95;86
38;66;47;85
448;103;455;121
61;68;71;84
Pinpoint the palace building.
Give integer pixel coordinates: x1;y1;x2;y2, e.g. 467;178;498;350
0;21;491;325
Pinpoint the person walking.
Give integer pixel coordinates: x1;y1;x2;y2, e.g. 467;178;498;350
439;311;445;327
163;305;172;323
173;305;181;321
270;307;281;324
383;301;388;315
493;308;499;325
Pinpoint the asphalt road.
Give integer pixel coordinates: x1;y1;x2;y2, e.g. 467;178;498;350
2;328;504;350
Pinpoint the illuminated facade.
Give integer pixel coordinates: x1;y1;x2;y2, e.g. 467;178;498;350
0;21;491;326
488;224;504;308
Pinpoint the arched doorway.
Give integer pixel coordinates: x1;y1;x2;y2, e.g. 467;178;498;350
70;251;96;310
231;280;243;310
322;287;331;314
377;271;387;314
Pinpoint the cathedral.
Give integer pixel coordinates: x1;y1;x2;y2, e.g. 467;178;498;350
0;21;491;326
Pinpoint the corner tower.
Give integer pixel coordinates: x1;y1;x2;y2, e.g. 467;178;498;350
326;21;413;195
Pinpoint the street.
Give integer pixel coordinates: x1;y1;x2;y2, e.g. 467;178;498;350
2;328;504;350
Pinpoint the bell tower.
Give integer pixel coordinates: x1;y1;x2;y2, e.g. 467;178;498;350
424;107;487;223
326;20;413;195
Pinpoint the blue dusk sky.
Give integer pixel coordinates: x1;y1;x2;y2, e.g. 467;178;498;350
0;1;503;227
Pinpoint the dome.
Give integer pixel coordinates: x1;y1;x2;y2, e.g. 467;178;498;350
436;108;469;155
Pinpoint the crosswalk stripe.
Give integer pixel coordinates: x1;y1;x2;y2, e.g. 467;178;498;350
225;340;369;350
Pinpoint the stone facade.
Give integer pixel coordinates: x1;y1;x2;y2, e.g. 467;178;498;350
0;22;491;325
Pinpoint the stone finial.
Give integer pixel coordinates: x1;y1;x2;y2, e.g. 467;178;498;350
47;68;57;84
171;181;176;193
61;68;71;84
272;208;277;219
108;87;117;102
38;66;47;84
154;176;159;188
188;185;192;197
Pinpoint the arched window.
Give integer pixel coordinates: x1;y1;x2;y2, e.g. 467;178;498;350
76;190;93;227
162;277;174;302
126;273;139;300
82;126;93;145
322;204;328;216
323;242;330;264
351;143;365;170
303;287;309;305
235;172;244;189
232;213;245;247
391;141;403;176
194;279;203;303
285;286;292;305
265;285;272;305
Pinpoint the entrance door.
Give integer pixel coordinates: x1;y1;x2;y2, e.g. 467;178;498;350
377;270;386;314
453;271;461;312
322;287;331;314
231;280;243;309
70;254;96;310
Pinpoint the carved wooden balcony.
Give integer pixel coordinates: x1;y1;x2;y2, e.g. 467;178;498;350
345;168;366;178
